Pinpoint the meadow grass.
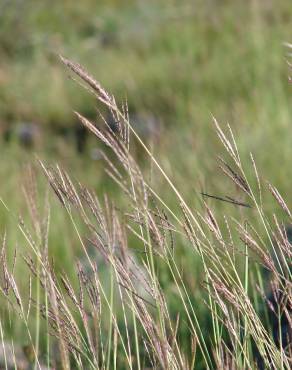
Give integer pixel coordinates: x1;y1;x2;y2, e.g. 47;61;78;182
0;1;292;368
1;0;292;205
0;56;291;369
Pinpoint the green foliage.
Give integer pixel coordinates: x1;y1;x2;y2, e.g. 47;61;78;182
0;1;292;368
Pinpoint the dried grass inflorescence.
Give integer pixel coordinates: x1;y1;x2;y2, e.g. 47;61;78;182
1;57;291;369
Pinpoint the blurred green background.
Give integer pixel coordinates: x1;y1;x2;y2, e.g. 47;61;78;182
0;0;292;365
1;0;291;242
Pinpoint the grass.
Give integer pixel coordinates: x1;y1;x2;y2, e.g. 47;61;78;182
0;56;291;369
1;1;292;200
1;1;292;125
0;0;292;368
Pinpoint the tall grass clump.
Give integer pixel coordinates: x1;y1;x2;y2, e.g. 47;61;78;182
0;57;291;369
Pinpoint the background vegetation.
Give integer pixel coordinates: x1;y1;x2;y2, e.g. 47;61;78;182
0;0;291;368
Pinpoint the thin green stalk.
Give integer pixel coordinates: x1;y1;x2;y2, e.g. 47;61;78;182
34;250;40;370
132;301;141;370
0;319;8;370
243;222;249;368
106;266;114;370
